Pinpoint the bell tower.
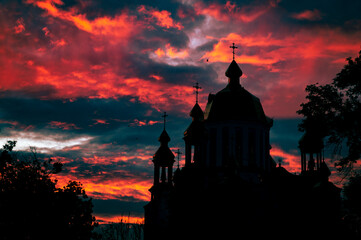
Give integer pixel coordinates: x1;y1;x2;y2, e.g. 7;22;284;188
144;112;175;240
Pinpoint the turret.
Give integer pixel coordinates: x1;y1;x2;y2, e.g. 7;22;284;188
299;131;324;174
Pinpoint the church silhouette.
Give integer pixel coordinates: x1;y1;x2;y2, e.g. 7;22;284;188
144;45;341;239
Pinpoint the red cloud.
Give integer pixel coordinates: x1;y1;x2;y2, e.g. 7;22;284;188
271;146;301;173
14;18;26;34
26;0;141;40
194;0;274;23
138;5;183;30
292;9;322;21
48;121;80;130
56;173;152;202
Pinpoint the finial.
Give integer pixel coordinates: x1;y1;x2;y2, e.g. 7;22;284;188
229;43;238;60
162;112;168;130
175;149;182;169
193;82;202;104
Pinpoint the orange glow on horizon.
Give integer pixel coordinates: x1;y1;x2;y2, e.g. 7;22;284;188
55;174;152;202
95;214;144;225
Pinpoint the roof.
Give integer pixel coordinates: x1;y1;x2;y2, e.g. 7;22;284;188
189;103;204;121
204;60;271;125
204;83;271;125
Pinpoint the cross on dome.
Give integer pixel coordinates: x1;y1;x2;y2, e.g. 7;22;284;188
229;43;238;60
193;82;202;104
162;112;168;130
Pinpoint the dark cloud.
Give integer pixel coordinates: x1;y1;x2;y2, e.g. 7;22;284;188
0;96;154;133
278;0;361;28
270;118;303;153
1;0;360;223
93;199;146;217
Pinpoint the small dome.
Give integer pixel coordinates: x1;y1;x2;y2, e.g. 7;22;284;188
153;145;175;166
190;103;204;121
225;60;242;79
158;129;170;143
299;132;323;153
154;129;175;166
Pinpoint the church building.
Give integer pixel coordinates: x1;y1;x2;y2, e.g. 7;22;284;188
144;45;341;240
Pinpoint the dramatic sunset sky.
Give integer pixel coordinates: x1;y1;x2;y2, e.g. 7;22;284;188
1;0;361;223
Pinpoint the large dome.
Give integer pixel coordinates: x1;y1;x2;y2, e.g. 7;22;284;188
204;60;272;125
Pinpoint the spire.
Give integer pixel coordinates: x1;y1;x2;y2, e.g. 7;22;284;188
162;112;168;130
225;60;243;79
158;112;171;143
230;43;238;60
158;129;171;143
175;149;182;169
225;43;242;86
189;103;204;121
193;82;202;104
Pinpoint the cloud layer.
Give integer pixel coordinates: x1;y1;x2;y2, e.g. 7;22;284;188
1;0;361;222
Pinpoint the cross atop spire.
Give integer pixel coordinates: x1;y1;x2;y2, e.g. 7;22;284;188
230;43;238;60
193;82;202;104
162;112;168;130
175;149;182;169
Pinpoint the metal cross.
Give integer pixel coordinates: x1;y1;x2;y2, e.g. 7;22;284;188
230;43;238;60
193;82;202;103
175;149;182;168
162;112;168;130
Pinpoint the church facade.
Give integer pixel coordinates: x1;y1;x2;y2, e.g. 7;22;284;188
144;56;341;239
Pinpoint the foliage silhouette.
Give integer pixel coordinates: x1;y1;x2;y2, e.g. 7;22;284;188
0;141;96;240
298;49;361;174
92;217;144;240
343;174;361;238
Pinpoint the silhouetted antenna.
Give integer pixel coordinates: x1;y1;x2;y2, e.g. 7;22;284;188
193;82;202;104
162;112;168;130
229;43;238;60
175;149;182;169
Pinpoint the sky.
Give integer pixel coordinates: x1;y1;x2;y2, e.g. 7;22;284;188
1;0;361;223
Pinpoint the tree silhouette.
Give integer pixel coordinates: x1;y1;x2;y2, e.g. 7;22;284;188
298;49;361;174
0;141;96;240
343;174;361;238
